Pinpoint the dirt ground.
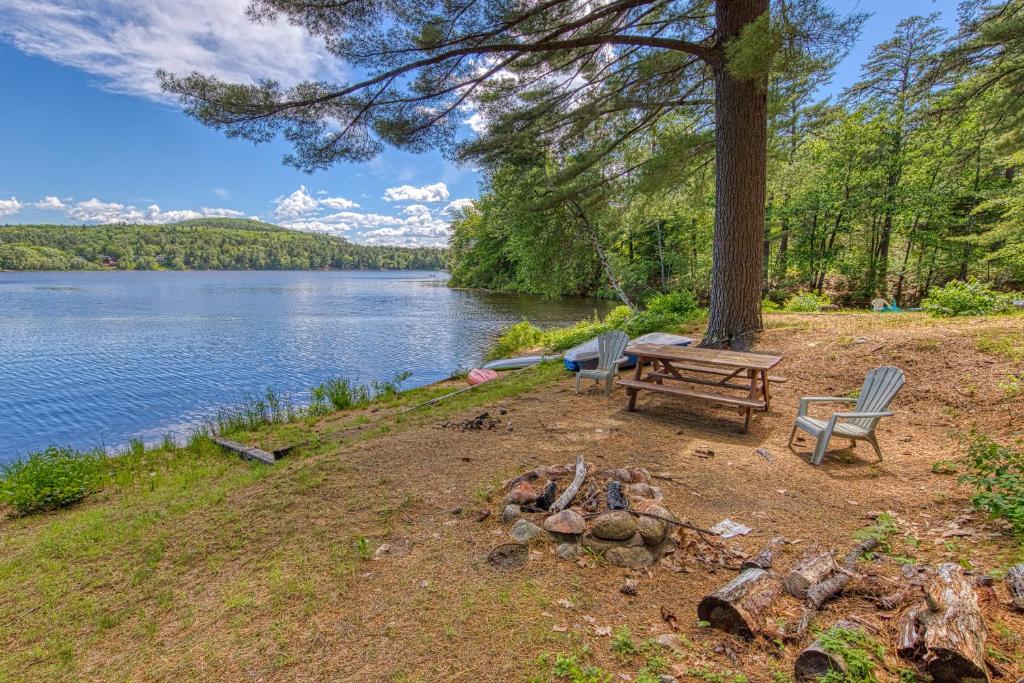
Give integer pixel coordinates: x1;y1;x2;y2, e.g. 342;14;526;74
4;313;1024;682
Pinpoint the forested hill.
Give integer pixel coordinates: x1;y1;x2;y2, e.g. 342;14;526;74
0;219;446;271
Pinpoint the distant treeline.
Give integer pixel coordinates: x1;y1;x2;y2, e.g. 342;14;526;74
0;219;446;271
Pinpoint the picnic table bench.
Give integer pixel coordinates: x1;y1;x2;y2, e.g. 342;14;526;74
617;343;785;433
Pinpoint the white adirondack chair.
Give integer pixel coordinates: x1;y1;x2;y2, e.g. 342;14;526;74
575;330;629;395
788;366;905;465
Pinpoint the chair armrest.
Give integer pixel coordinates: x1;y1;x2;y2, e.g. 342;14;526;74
834;411;894;420
797;396;856;417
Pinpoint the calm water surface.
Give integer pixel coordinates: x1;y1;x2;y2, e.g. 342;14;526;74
0;271;612;461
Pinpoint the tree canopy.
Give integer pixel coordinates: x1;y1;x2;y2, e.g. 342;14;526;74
161;0;860;347
0;220;445;271
447;4;1024;305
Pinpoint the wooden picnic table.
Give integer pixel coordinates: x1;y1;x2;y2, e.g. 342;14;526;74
617;343;785;433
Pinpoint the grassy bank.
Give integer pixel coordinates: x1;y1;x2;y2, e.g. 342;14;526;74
0;361;567;680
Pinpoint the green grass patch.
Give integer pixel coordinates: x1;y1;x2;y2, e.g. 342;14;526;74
0;446;106;515
813;624;886;683
977;331;1024;362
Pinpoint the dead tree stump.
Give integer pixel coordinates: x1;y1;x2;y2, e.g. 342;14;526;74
783;551;836;599
1007;564;1024;611
794;620;859;681
697;568;781;638
898;563;989;682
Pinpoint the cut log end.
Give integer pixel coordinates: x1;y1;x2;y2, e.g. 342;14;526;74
698;567;780;639
697;596;756;639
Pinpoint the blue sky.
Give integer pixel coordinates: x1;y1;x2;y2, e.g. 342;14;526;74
0;0;959;245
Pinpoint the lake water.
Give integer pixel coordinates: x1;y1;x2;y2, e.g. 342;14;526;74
0;271;612;462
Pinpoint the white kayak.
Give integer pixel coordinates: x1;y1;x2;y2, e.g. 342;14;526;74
483;354;563;370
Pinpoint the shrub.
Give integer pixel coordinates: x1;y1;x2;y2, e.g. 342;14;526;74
960;435;1024;538
623;310;682;337
487;320;543;360
543;316;612;351
0;446;106;515
921;280;1014;317
645;290;698;318
762;298;782;313
784;291;831;312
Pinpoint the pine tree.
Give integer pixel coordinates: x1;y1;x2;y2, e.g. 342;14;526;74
160;0;859;348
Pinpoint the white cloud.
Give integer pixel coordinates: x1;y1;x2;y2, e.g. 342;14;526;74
33;196;66;210
402;204;432;216
0;0;343;101
443;198;474;215
319;196;360;210
464;112;488;134
68;198;144;223
382;182;449;203
0;197;24;217
273;186;360;217
273;185;319;219
63;198;243;223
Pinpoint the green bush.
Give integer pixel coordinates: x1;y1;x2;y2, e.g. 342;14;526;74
623;310;682;337
486;320;544;360
0;446;106;515
645;290;698;318
784;291;832;312
921;280;1014;317
543;316;613;352
762;298;782;313
960;435;1024;538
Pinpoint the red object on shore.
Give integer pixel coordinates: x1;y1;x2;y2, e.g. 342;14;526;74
467;368;499;386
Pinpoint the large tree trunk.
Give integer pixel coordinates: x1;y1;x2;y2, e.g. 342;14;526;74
703;0;768;350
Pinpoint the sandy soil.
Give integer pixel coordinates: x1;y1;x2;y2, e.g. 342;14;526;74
8;313;1024;682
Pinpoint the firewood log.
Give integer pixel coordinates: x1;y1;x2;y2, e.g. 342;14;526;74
783;551;837;599
1007;564;1024;611
741;537;786;570
697;568;782;638
549;455;586;513
898;563;989;682
793;620;858;681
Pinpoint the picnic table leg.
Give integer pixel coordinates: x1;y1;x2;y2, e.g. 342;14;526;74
743;407;752;433
760;369;771;409
626;355;645;411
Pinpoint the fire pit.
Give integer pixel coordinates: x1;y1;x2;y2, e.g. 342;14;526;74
498;455;680;568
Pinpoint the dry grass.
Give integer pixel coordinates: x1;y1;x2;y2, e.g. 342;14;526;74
1;313;1023;682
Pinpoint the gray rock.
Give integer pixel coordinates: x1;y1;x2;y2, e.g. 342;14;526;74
656;633;684;654
543;509;587;535
556;543;581;560
605;545;654;568
501;504;522;524
636;504;673;546
581;531;643;554
509;519;543;543
591;510;636;541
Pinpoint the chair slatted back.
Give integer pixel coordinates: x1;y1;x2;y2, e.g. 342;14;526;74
596;331;629;371
850;366;905;430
